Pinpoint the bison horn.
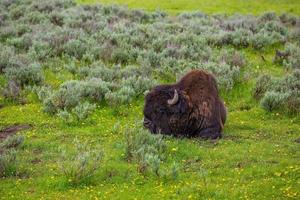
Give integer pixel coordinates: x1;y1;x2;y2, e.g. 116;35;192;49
167;89;179;105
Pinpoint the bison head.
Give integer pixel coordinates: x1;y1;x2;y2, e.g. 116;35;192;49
143;85;190;135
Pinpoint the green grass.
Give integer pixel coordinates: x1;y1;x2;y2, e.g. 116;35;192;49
1;49;300;199
77;0;300;15
1;1;300;200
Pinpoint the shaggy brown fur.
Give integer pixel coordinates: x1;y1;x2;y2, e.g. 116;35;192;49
143;70;226;139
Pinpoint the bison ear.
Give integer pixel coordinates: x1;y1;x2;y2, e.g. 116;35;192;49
177;94;188;113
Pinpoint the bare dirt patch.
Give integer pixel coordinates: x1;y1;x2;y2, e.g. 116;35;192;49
0;124;31;141
31;158;42;164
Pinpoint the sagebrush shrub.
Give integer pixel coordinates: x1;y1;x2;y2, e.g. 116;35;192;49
72;102;96;122
260;21;287;36
260;91;288;112
0;135;24;177
42;72;154;113
58;138;104;186
87;63;116;82
63;39;88;59
0;135;24;150
0;45;15;72
111;48;131;65
251;31;275;50
28;41;52;61
217;49;246;67
0;149;17;177
282;43;300;69
23;10;48;25
288;28;300;41
274;70;300;93
52;80;83;110
121;75;156;95
125;124;167;164
82;78;113;102
4;62;44;87
42;96;58;115
161;162;180;181
231;29;252;47
123;123;181;178
256;70;300;113
2;80;22;102
105;86;135;106
279;13;298;26
57;109;74;124
202;62;240;90
1;0;299;116
6;36;31;51
258;12;277;22
9;4;26;20
253;74;273;99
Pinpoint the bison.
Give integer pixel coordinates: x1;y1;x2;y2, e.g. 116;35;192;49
143;70;226;139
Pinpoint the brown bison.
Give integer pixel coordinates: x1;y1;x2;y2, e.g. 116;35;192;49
143;70;226;139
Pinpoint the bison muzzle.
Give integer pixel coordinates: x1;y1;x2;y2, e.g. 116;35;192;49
143;70;226;139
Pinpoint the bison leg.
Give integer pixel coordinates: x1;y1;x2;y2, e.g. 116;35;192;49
198;127;222;139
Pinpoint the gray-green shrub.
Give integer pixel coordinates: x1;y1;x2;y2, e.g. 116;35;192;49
254;70;300;113
0;135;24;177
253;74;273;99
58;138;104;186
0;45;15;72
72;102;96;122
260;91;288;112
4;63;44;87
124;123;167;175
2;80;22;102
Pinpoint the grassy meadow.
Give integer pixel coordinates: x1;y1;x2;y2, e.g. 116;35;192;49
0;0;300;200
77;0;300;15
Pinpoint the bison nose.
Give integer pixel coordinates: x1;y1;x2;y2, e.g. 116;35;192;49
143;118;151;127
143;118;157;133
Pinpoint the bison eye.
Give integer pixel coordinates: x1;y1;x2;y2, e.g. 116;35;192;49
157;107;166;114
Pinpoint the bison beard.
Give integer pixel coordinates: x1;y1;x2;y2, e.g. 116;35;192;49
143;70;226;139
